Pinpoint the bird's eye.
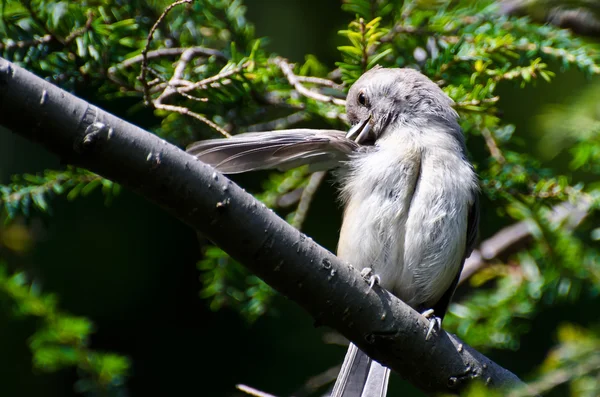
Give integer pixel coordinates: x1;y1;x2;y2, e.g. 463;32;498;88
358;91;368;106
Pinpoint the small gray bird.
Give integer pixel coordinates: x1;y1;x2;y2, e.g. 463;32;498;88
187;67;479;397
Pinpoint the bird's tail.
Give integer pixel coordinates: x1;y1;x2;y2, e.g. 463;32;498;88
331;343;390;397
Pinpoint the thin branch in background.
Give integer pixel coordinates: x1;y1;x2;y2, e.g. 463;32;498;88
154;47;208;103
272;57;347;107
139;0;193;104
459;194;593;285
111;47;226;72
63;11;94;45
107;47;227;92
481;127;506;164
508;356;600;397
135;1;249;138
152;61;252;137
236;384;278;397
163;61;251;99
0;34;52;51
152;103;231;137
294;75;346;91
292;171;327;230
292;365;341;397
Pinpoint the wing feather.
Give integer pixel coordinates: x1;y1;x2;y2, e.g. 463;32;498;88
186;129;358;174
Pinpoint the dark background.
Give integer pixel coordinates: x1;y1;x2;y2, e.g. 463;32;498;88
0;0;595;396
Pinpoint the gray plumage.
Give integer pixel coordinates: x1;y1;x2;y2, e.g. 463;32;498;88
187;67;479;397
187;129;358;174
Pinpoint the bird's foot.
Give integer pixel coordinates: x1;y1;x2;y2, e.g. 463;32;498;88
421;309;442;340
360;267;381;290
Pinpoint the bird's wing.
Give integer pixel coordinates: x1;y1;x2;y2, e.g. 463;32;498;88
331;343;390;397
186;129;358;174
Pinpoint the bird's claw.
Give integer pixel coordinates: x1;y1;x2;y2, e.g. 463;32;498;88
421;309;442;340
360;267;381;290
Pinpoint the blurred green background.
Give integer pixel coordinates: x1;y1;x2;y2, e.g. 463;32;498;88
1;0;599;396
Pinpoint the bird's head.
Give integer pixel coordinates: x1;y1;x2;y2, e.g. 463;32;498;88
345;67;459;144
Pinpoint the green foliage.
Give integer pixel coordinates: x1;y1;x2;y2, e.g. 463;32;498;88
1;167;119;219
2;0;600;395
0;265;129;395
337;17;392;83
198;247;275;322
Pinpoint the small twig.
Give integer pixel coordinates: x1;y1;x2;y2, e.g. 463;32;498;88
155;47;206;103
481;127;506;164
139;0;193;104
294;75;345;91
292;171;327;230
0;34;52;51
64;11;94;45
175;90;209;102
153;103;231;138
107;47;227;93
272;57;346;107
153;61;250;106
236;384;278;397
111;47;226;72
508;356;600;397
178;61;250;94
292;365;341;397
151;62;250;136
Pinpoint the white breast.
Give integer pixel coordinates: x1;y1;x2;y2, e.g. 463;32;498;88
337;125;477;310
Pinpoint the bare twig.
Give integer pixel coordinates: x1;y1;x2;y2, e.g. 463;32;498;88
64;11;94;45
509;355;600;397
292;171;327;230
152;103;231;137
481;127;506;164
139;0;193;104
292;365;341;397
295;75;345;91
153;60;250;105
154;47;210;103
110;47;226;73
236;384;277;397
0;34;52;51
272;57;346;107
151;61;251;137
178;61;250;94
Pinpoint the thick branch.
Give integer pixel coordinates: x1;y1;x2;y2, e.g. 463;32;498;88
0;58;528;395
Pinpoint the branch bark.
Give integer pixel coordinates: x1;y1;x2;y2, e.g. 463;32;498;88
0;58;529;395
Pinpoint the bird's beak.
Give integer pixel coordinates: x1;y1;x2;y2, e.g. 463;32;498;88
346;115;372;144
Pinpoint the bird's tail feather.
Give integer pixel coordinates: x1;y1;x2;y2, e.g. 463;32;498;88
331;343;390;397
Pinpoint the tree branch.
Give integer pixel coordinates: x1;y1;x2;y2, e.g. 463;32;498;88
0;57;529;395
460;196;592;285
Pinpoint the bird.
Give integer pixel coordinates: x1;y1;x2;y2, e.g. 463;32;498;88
186;66;479;397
